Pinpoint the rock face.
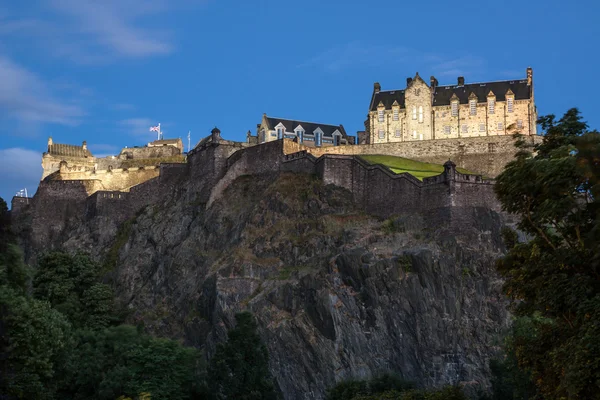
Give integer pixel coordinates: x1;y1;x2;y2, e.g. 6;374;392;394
27;172;511;399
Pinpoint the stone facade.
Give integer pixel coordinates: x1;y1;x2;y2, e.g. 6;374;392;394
366;68;537;144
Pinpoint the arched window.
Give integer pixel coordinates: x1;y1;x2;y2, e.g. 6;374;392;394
418;106;423;123
412;106;417;120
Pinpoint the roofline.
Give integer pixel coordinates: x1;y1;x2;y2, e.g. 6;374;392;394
379;78;528;93
266;115;343;129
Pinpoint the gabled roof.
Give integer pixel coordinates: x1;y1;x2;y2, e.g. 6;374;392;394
48;143;92;158
370;78;531;110
265;116;348;138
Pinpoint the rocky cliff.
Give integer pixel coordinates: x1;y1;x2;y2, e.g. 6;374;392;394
24;171;511;399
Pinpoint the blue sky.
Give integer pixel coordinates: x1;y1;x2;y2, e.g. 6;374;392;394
1;0;599;205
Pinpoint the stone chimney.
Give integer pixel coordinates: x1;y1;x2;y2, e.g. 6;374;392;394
373;82;381;93
47;137;53;150
82;140;87;151
406;77;413;86
430;76;438;88
527;66;533;86
457;76;465;86
211;127;221;142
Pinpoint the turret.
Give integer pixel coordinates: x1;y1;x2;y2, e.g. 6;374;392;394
82;140;87;151
47;137;53;151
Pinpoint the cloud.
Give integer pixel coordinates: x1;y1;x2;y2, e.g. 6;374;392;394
300;42;486;79
0;148;42;203
119;118;158;137
0;56;84;126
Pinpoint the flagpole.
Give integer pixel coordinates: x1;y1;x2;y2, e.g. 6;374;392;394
158;123;161;140
187;131;191;153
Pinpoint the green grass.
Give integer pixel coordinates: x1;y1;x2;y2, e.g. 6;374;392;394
359;155;473;180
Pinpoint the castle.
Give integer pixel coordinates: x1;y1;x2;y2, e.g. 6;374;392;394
363;67;536;144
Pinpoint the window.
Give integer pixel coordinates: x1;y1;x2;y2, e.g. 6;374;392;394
517;119;523;129
395;129;401;137
451;101;458;117
419;133;423;140
488;99;495;114
418;106;423;123
412;130;417;139
479;123;486;132
393;108;399;121
412;106;417;120
277;128;283;139
497;122;503;130
296;130;304;142
469;100;476;115
444;126;451;135
462;124;468;133
378;110;384;122
315;131;322;146
507;97;514;113
378;129;385;139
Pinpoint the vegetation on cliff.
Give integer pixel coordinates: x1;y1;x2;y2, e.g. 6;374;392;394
493;108;600;399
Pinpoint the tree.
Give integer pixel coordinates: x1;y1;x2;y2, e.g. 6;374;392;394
494;108;600;398
33;251;120;329
207;312;277;400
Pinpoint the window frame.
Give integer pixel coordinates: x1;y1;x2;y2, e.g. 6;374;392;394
378;109;384;122
469;100;477;115
451;101;458;117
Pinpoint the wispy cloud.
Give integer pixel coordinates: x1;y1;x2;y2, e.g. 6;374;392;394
300;42;487;80
119;117;157;137
0;56;84;127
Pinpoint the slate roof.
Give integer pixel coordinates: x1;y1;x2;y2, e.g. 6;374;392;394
48;143;92;158
370;79;531;110
265;117;348;138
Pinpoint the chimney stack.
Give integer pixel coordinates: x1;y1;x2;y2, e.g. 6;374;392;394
82;140;87;151
430;76;438;88
457;76;465;86
406;77;413;86
527;67;533;86
47;137;53;150
373;82;381;93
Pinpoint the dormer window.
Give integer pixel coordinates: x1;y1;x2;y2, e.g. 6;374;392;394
276;128;284;139
507;97;514;113
418;106;423;123
469;100;476;115
294;125;305;143
412;106;417;120
378;110;384;122
393;108;399;121
488;99;495;114
451;101;458;117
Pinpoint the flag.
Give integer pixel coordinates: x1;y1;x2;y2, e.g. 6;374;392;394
149;125;160;132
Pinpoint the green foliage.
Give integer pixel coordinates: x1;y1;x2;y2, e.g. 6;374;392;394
326;374;415;400
494;108;600;399
360;155;474;180
33;251;120;329
57;325;202;400
207;312;277;400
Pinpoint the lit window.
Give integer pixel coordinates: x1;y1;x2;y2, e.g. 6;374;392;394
451;101;458;117
412;130;417;139
507;98;514;113
462;125;468;133
395;129;401;137
393;108;399;121
497;122;503;130
418;106;423;123
469;100;476;115
517;119;523;129
444;126;451;135
488;99;495;114
479;123;485;132
378;110;384;122
378;129;385;139
412;106;417;120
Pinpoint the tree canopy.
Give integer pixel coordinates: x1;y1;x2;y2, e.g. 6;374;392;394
494;108;600;398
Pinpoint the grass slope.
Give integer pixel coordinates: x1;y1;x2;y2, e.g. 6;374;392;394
359;155;473;180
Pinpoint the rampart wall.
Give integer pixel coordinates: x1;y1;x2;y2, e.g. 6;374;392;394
56;165;160;193
119;145;180;160
282;135;541;178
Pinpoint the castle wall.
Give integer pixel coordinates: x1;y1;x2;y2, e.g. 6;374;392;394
282;135;541;178
56;166;161;193
119;145;181;160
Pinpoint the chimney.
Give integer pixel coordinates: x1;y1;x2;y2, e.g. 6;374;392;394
527;66;533;86
430;76;438;88
47;137;53;150
457;76;465;86
373;82;381;93
82;140;87;151
406;77;413;86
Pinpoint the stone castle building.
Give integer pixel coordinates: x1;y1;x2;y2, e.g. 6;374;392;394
252;114;355;147
365;67;537;143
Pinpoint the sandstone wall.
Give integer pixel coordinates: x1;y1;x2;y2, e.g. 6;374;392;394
56;166;161;193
